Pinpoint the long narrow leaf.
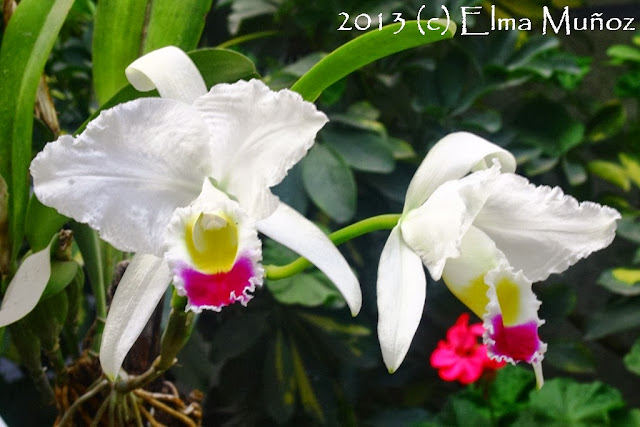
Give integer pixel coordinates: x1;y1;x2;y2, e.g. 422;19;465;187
143;0;214;54
291;20;457;102
92;0;148;105
0;0;75;266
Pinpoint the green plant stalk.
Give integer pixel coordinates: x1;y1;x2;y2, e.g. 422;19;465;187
217;30;279;49
265;214;401;280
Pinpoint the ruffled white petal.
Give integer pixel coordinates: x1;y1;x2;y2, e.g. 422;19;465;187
257;202;361;316
126;46;207;103
164;179;263;312
193;79;329;219
474;173;621;282
441;226;504;318
376;227;426;373
404;132;516;212
401;166;500;280
100;253;172;380
0;245;51;327
31;98;213;255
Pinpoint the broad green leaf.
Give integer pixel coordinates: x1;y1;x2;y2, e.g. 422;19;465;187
544;341;596;374
291;19;457;102
40;261;78;301
598;268;640;296
587;160;631;191
210;311;269;363
611;216;640;244
142;0;214;54
524;157;558;176
267;272;344;308
585;297;640;340
624;338;640;376
93;0;214;104
388;137;416;160
507;36;560;71
462;110;502;133
513;97;584;156
24;195;67;252
323;129;395;173
263;329;296;424
0;0;74;264
489;365;535;418
302;144;356;223
607;44;640;63
92;0;148;104
586;101;626;143
526;379;624;424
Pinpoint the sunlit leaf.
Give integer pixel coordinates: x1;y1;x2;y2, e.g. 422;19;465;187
263;329;296;424
598;268;640;296
587;160;631;191
586;101;626;143
0;0;74;263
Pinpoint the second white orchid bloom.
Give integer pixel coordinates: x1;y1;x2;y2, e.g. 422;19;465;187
30;46;360;379
377;132;620;386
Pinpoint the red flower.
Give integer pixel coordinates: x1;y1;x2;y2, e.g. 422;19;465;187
430;313;505;384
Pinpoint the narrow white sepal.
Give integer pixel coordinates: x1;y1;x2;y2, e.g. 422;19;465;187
257;202;361;316
0;412;7;427
0;244;52;327
377;227;426;373
100;254;172;380
126;46;207;104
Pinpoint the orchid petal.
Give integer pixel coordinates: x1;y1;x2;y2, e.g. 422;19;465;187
100;253;172;380
126;46;207;103
474;173;621;282
257;202;361;315
483;265;546;387
193;79;329;219
404;132;516;212
401;166;500;280
441;226;504;318
377;227;426;373
0;245;51;327
165;179;264;312
31;98;212;255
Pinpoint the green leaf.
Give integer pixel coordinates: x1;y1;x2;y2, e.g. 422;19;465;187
524;157;558;176
297;312;370;337
598;268;640;296
624;338;640;376
210;311;269;363
92;0;148;104
544;341;596;374
323;129;395;173
266;272;344;308
513;97;585;156
302;144;356;223
291;19;457;101
489;365;535;418
41;261;79;301
585;297;640;340
587;160;631;191
526;379;624;424
142;0;214;54
0;0;75;264
388;137;416;160
93;0;214;104
607;44;640;63
263;329;296;424
507;35;560;71
291;341;325;422
616;216;640;244
562;159;587;186
462;110;502;133
24;195;68;252
619;153;640;189
586;101;626;143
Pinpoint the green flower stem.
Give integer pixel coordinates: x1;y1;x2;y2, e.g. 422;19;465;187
216;30;278;49
264;213;401;280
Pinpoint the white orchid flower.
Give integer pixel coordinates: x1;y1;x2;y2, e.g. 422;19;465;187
30;46;360;379
377;132;620;386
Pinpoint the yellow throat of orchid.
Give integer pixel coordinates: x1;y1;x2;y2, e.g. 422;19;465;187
185;212;238;273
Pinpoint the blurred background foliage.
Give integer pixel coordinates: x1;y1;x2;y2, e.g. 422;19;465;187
2;0;640;425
